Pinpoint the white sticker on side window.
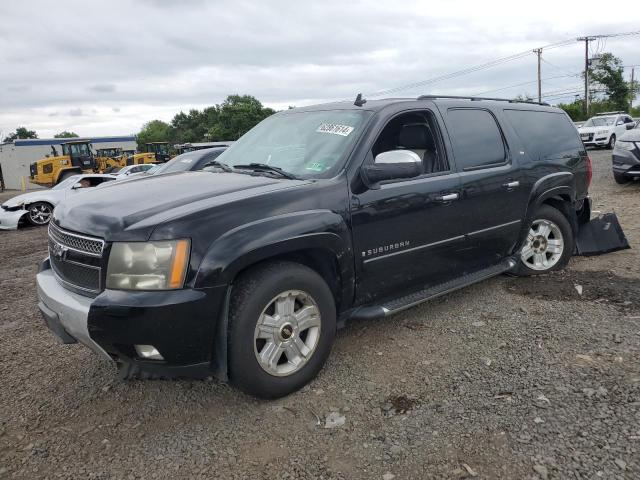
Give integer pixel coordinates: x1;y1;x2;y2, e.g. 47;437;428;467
316;123;354;136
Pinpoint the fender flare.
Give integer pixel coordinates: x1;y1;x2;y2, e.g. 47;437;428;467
195;209;353;289
512;172;576;254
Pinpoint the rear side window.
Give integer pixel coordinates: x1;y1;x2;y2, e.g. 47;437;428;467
446;109;507;170
504;109;583;161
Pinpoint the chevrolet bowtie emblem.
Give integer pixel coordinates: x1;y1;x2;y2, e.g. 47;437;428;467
52;242;68;261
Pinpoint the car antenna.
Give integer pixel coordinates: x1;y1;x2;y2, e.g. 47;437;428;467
354;93;367;107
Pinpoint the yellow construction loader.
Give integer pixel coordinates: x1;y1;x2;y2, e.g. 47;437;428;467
29;140;98;187
30;141;158;187
94;148;155;172
145;142;172;162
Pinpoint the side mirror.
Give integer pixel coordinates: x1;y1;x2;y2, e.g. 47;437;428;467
360;150;423;188
71;182;84;189
616;121;624;126
626;123;635;130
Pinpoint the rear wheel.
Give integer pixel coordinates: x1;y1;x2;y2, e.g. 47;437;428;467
613;172;630;184
514;205;573;276
228;261;336;398
608;134;616;149
27;202;53;226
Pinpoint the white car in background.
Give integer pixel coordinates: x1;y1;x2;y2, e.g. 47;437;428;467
111;163;156;178
0;174;115;230
578;112;636;149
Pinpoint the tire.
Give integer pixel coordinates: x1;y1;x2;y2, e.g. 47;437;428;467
228;261;336;399
514;205;574;276
613;172;630;185
26;202;54;226
608;134;616;149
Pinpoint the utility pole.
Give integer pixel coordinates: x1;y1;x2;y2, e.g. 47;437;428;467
534;48;542;102
578;36;593;116
632;67;636;112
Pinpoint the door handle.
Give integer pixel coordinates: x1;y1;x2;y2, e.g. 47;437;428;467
503;181;520;189
436;193;459;202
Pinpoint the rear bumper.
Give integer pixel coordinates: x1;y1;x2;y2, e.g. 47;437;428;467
36;257;229;378
0;208;28;230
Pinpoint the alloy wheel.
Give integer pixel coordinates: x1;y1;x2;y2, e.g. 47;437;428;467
28;203;52;225
520;219;564;271
253;290;321;377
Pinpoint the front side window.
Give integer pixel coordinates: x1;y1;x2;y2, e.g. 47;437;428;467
446;109;506;170
504;109;583;161
216;110;373;179
372;110;448;174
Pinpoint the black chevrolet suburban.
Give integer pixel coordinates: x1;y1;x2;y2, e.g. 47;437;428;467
37;96;591;398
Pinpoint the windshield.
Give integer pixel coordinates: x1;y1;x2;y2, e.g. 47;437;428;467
216;110;373;179
153;152;202;174
583;116;615;127
52;175;81;190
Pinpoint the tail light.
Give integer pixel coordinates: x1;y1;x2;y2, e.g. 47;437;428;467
585;156;592;188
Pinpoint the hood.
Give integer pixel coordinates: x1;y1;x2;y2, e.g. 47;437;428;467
620;128;640;142
2;190;45;208
53;171;309;241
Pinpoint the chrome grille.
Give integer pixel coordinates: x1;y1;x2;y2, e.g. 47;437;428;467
49;221;104;257
48;223;104;295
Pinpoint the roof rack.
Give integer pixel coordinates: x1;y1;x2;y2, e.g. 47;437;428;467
595;111;626;116
416;95;550;106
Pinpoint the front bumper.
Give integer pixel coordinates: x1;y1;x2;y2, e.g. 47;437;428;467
612;148;640;177
583;137;610;147
37;258;229;378
0;208;28;230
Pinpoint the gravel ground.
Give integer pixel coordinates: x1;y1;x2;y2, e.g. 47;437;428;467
0;149;639;479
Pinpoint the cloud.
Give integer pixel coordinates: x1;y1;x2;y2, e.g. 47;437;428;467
0;0;638;137
89;84;116;93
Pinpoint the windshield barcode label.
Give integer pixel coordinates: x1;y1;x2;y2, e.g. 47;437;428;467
316;123;354;136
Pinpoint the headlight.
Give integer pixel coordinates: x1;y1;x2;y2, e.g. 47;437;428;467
615;141;636;151
596;130;609;135
106;239;190;290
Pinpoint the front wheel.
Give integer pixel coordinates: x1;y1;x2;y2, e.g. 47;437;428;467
228;261;336;398
27;202;53;226
514;205;574;276
608;134;616;149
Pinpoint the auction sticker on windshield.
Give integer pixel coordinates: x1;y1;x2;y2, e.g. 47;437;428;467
316;123;354;136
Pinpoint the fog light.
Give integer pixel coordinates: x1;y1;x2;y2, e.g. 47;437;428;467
135;344;164;360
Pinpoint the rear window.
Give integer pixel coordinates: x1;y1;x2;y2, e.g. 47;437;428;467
446;109;507;170
504;110;583;161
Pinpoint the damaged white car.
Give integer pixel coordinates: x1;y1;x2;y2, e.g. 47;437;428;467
0;174;115;230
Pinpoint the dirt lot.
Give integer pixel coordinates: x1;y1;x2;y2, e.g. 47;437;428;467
1;149;639;479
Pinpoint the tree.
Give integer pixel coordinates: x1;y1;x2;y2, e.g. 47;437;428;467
3;126;38;143
588;53;635;111
207;95;275;140
54;131;79;138
136;120;172;150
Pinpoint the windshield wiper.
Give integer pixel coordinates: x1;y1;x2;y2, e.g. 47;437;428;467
233;163;299;180
203;160;233;172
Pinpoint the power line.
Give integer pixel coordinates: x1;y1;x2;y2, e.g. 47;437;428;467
473;74;579;95
362;31;640;101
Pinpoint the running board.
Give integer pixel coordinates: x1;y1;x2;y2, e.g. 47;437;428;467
349;258;517;321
